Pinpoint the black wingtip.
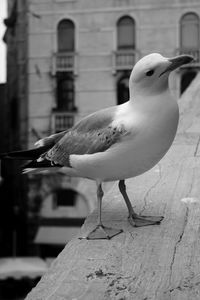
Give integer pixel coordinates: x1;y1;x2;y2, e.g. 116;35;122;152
0;146;50;160
23;160;50;169
23;159;62;169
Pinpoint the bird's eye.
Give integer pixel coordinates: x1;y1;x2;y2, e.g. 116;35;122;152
146;70;154;76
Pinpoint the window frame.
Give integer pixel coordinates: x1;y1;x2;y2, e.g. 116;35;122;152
117;16;136;50
57;19;75;52
56;72;75;111
180;12;200;50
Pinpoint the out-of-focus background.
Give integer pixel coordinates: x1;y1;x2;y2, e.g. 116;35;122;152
0;0;6;83
0;0;199;299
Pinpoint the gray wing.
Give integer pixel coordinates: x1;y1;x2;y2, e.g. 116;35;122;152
35;130;69;148
45;106;128;166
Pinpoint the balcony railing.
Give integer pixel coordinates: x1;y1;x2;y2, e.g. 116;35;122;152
112;50;140;73
175;48;200;66
51;111;76;133
52;52;78;75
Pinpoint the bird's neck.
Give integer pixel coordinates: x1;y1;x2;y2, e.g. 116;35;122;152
129;79;169;100
129;88;175;113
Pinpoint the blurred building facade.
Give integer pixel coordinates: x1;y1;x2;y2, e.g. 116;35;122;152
2;0;200;256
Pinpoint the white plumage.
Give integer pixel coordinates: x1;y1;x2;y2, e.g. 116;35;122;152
1;53;193;239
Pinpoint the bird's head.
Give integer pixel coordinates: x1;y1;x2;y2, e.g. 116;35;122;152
129;53;194;97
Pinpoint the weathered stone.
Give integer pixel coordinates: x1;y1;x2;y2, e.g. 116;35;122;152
26;73;200;300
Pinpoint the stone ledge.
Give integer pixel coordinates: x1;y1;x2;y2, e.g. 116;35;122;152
26;74;200;300
25;142;200;299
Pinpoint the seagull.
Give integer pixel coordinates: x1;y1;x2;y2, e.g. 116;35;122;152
0;53;193;240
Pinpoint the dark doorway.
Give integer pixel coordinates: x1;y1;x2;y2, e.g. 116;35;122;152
180;71;197;94
117;74;130;104
56;72;75;111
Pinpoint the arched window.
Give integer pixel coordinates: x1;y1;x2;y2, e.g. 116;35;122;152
57;19;75;52
180;71;197;94
56;72;75;111
117;16;135;50
117;74;130;104
180;13;199;49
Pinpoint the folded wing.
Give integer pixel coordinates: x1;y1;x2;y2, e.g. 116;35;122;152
44;105;128;167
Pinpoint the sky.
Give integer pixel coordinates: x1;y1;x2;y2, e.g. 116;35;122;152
0;0;7;83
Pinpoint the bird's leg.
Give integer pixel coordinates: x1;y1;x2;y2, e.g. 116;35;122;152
118;180;164;227
81;181;123;240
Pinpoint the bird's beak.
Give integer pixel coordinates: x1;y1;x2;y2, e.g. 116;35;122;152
159;55;194;77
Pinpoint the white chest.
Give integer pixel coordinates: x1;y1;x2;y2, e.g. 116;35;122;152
70;98;179;181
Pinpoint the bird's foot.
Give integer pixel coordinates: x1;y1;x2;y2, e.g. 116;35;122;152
129;214;164;227
79;224;123;240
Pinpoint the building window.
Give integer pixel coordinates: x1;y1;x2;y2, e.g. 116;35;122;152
56;72;75;111
56;19;76;112
117;73;130;104
180;71;197;94
115;17;135;103
180;13;199;49
57;19;75;52
117;16;135;50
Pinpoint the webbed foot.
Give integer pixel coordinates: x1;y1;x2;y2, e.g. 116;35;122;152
80;224;123;240
129;214;164;227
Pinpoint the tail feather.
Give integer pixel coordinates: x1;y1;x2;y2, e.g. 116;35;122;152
0;131;66;161
0;145;50;160
22;167;62;175
0;132;68;176
23;159;62;169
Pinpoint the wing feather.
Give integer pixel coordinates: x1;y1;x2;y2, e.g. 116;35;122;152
44;106;128;166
